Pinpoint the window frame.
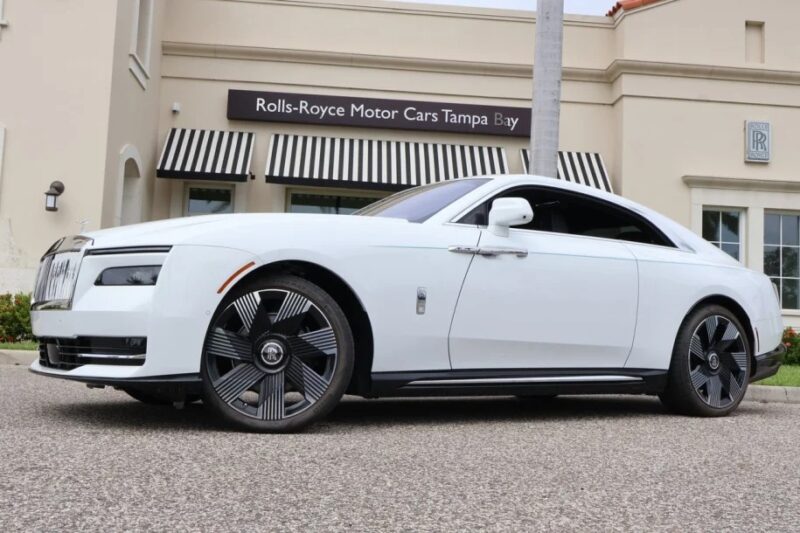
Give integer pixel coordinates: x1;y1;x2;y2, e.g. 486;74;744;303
0;0;8;34
451;184;676;249
129;0;153;89
702;206;744;261
286;188;385;216
183;184;235;217
764;210;800;311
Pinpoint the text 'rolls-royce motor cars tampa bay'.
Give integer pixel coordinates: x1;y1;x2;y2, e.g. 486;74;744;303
31;175;786;432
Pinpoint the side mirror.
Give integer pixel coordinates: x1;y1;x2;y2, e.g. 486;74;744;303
488;197;533;237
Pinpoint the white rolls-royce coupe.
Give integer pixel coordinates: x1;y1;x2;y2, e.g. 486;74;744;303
31;176;785;432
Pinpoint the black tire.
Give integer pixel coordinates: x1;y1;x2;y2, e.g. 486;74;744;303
201;274;354;432
660;305;751;417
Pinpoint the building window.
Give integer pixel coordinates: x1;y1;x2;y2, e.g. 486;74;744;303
702;209;742;260
745;21;765;64
0;0;8;36
129;0;153;89
765;213;800;310
288;193;380;215
185;186;234;216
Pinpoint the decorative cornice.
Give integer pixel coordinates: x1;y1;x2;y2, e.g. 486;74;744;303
162;42;800;86
163;42;536;78
224;0;614;27
683;175;800;193
608;60;800;86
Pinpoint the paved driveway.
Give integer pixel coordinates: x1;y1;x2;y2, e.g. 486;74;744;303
1;365;799;532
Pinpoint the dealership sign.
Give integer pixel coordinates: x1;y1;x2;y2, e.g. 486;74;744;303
745;121;771;163
227;90;530;137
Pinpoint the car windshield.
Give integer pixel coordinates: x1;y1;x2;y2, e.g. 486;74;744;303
355;179;490;223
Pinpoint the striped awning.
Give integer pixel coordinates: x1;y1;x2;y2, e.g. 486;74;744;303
157;128;255;182
521;149;613;193
265;134;509;191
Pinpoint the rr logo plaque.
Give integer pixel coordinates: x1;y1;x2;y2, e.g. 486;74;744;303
745;121;771;163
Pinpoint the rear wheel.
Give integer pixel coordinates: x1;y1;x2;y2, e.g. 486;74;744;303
660;305;750;417
201;275;354;432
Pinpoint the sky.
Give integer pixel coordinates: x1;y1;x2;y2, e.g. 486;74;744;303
392;0;611;15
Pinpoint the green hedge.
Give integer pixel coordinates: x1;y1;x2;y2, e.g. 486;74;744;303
784;327;800;366
0;293;32;343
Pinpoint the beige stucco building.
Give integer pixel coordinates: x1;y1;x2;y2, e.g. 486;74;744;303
1;0;799;326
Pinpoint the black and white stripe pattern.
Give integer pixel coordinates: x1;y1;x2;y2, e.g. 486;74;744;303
266;134;509;191
157;128;255;182
521;149;613;193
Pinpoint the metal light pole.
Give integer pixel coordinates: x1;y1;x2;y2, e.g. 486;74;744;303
529;0;564;178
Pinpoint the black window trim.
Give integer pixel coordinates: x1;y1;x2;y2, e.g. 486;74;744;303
449;184;677;249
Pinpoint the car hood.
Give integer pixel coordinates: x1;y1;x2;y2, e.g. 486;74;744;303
81;213;409;250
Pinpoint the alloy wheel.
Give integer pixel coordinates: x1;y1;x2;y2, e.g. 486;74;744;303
687;315;748;409
204;288;339;421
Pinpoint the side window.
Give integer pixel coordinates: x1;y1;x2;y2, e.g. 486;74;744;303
458;186;673;247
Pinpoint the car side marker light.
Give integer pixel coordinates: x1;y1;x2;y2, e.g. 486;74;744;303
217;261;256;294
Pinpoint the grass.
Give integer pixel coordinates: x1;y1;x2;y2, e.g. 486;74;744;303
0;340;38;351
758;365;800;387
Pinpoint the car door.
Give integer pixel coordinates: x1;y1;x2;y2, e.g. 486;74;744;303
448;186;643;370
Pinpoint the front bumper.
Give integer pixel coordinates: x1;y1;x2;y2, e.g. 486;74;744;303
29;362;202;399
30;244;258;380
750;343;786;383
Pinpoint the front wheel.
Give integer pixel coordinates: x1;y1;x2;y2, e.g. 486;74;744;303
201;275;354;432
660;305;750;417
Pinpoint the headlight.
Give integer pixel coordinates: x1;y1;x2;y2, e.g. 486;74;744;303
95;265;161;286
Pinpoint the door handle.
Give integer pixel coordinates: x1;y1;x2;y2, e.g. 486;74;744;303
448;245;528;258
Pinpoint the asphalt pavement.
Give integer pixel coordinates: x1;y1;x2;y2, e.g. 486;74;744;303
1;365;799;532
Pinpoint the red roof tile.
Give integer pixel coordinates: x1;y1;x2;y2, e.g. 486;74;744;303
606;0;665;17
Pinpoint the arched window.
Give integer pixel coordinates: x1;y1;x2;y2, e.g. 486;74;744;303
121;157;142;225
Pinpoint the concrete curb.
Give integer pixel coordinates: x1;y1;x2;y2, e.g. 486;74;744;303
0;349;37;366
746;384;800;404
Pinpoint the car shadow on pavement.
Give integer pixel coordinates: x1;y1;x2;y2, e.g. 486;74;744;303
49;400;229;432
327;395;670;428
48;394;685;433
50;393;770;433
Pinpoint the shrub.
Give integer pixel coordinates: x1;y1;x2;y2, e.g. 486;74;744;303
785;327;800;366
0;293;32;343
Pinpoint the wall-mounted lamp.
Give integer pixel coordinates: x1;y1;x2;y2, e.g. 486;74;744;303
44;181;65;212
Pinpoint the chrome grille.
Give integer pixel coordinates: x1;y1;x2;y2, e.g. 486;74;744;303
32;236;91;310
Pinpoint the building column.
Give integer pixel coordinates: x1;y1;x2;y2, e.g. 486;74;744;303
747;206;764;273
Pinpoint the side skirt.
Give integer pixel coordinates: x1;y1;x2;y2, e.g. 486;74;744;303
369;368;668;398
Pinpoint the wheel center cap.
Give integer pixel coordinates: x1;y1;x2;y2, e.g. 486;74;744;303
707;352;721;371
258;340;287;372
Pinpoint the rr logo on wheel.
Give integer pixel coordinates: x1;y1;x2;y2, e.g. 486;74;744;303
261;342;284;365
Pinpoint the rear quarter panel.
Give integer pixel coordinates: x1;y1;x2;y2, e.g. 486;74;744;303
624;243;781;370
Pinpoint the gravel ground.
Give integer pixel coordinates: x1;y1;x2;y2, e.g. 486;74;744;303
1;366;799;532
